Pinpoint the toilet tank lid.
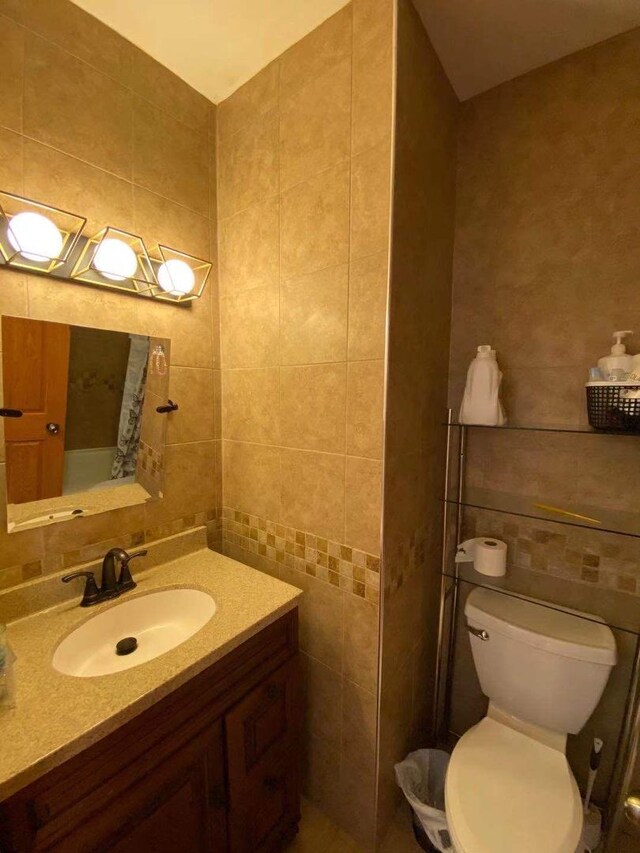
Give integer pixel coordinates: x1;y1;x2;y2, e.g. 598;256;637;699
465;588;617;666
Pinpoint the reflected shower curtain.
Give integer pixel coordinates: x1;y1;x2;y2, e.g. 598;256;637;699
111;335;149;480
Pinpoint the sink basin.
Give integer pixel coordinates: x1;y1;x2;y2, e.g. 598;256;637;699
53;589;216;677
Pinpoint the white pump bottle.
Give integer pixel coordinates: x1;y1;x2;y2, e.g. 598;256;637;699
459;345;506;426
598;331;633;380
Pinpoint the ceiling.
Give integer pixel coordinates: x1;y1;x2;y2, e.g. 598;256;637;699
70;0;349;104
71;0;640;105
414;0;640;100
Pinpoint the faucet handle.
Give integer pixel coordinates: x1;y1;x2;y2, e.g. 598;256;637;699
118;549;148;591
62;571;100;607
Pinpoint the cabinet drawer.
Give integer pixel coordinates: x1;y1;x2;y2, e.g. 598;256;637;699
225;656;300;797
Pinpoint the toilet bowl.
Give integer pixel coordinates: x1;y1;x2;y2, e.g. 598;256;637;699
445;588;617;853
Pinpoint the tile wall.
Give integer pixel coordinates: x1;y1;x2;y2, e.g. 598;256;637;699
0;0;221;588
376;0;459;838
215;1;394;846
449;28;640;597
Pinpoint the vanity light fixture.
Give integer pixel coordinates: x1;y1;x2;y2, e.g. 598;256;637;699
153;245;211;303
0;191;211;304
71;226;156;293
0;191;86;274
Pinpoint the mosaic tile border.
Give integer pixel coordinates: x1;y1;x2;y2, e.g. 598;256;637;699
221;507;381;605
462;508;640;597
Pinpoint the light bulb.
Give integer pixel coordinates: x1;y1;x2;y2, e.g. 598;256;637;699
93;237;137;281
157;258;195;295
7;211;63;262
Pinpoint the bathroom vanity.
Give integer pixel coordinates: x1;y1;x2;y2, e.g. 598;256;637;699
0;531;303;853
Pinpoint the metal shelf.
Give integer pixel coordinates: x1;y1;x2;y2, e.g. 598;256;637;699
444;487;640;539
447;421;639;436
441;562;640;638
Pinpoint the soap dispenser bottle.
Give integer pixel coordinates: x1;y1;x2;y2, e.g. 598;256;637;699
459;345;507;426
598;331;633;381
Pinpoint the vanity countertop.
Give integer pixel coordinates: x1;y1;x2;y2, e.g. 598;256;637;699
0;545;302;801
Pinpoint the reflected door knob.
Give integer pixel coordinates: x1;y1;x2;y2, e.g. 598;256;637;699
46;422;60;435
624;791;640;831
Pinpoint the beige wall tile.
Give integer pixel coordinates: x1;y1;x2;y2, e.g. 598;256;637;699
220;285;279;368
0;127;23;194
147;440;217;525
280;363;347;453
132;186;210;261
222;440;280;520
0;13;23;132
281;162;350;279
280;58;351;191
133;97;209;215
24;34;133;178
166;367;215;445
352;0;394;154
302;654;343;753
165;297;214;369
350;140;392;261
218;196;279;297
343;594;379;694
23;139;133;236
21;0;132;85
342;677;378;775
280;6;352;95
348;251;389;362
347;360;384;458
130;47;210;133
222;367;280;444
345;456;381;555
298;574;344;672
26;273;144;333
280;264;348;365
0;271;28;317
217;61;279;141
217;109;279;218
280;447;345;542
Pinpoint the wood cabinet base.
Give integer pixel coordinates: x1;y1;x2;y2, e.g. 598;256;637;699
0;610;301;853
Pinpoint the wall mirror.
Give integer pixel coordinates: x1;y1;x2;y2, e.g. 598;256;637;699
1;316;170;533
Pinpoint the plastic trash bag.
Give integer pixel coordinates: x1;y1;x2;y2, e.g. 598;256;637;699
395;749;453;852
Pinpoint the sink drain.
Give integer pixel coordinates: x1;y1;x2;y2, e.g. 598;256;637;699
116;637;138;656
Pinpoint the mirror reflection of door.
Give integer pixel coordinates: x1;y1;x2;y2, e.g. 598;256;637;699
2;316;70;503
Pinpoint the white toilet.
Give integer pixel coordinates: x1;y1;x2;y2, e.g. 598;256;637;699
445;587;617;853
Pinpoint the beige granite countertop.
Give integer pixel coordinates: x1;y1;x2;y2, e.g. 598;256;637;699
0;544;302;801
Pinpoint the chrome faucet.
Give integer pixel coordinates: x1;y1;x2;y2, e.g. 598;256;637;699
62;548;148;607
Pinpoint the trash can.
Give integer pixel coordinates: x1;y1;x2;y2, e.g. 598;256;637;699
395;749;453;853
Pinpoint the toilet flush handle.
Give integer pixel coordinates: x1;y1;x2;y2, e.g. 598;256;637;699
468;625;490;641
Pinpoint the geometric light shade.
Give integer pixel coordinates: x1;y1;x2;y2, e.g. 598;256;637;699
152;244;212;303
71;226;157;294
0;191;86;274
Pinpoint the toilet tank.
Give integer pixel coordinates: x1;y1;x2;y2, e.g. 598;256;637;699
465;588;617;735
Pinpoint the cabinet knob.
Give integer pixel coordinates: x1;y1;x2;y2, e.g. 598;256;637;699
266;683;282;701
46;422;60;435
264;776;281;792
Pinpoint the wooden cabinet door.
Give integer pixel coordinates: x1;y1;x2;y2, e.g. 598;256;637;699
226;657;301;852
0;719;228;853
2;316;70;503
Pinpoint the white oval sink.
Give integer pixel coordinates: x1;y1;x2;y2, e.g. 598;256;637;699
53;589;216;677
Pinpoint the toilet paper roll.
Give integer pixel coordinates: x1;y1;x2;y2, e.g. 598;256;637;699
455;537;507;577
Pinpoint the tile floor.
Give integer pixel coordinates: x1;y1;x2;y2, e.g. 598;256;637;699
287;799;421;853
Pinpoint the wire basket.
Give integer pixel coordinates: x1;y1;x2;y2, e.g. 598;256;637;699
586;384;640;432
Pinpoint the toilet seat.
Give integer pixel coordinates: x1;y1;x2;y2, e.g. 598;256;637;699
445;716;583;853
